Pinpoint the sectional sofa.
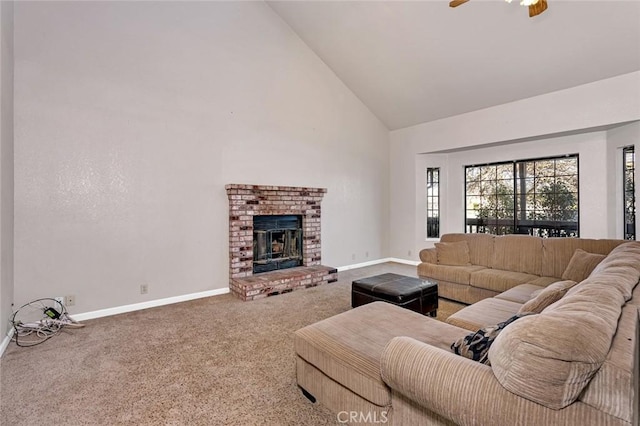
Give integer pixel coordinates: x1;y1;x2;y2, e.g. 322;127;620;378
418;233;624;304
294;235;640;425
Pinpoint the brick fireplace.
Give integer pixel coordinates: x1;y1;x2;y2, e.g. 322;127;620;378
225;184;338;300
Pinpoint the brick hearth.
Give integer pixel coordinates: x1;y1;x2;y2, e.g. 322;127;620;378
225;184;338;301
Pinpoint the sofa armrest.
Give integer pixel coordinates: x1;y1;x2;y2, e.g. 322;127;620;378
419;248;437;263
380;336;590;425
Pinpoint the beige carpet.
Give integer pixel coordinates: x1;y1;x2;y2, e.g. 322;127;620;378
0;263;465;425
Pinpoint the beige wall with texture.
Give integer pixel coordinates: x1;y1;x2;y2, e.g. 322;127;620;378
13;1;389;314
0;1;14;340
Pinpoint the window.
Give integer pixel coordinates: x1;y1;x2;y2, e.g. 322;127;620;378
465;155;579;237
623;146;635;240
426;168;440;238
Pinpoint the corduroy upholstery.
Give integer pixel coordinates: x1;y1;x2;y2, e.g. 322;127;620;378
434;241;471;266
418;233;625;305
494;283;544;303
445;297;522;331
469;269;540;293
517;279;576;314
439;233;494;267
562;249;606;282
381;336;631;426
296;240;640;425
491;234;543;275
294;301;468;406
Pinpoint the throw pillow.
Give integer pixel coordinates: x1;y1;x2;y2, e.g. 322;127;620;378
435;241;471;266
561;249;606;282
451;314;530;365
518;280;576;314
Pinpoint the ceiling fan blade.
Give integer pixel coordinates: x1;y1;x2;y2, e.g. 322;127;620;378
449;0;470;8
529;0;548;17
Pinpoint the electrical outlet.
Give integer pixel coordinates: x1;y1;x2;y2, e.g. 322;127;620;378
65;295;76;307
365;251;369;258
351;253;356;261
140;284;149;294
408;250;412;257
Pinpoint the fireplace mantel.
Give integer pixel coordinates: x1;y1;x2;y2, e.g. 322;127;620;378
225;184;337;300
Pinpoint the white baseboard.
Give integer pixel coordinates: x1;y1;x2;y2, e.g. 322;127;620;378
0;288;230;357
337;257;420;272
71;287;230;322
1;257;420;357
0;327;14;358
387;257;421;266
66;258;419;320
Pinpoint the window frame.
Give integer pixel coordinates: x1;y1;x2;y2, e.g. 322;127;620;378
464;154;580;237
623;145;636;240
426;167;440;239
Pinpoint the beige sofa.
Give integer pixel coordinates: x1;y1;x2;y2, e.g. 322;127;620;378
294;238;640;425
418;233;624;304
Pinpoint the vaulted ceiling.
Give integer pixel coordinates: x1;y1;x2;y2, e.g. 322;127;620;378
268;1;640;130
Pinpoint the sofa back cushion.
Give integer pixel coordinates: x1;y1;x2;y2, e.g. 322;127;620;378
573;242;640;301
441;233;494;267
435;241;471;266
491;235;543;276
489;242;640;410
489;282;625;409
542;238;624;278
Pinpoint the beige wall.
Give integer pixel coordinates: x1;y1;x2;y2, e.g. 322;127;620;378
0;1;14;340
390;72;640;260
13;2;389;314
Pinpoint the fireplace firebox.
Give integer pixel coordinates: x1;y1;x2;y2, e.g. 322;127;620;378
253;215;303;274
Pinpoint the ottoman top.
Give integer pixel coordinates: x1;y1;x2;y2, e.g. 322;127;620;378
352;273;436;299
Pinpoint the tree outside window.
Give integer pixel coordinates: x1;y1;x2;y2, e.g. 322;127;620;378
466;155;579;237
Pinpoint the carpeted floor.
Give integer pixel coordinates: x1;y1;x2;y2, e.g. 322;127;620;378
0;263;465;425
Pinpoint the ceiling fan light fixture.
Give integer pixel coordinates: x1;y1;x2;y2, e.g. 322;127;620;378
453;0;548;17
505;0;540;6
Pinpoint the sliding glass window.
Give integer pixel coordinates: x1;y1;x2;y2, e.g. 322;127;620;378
465;155;579;237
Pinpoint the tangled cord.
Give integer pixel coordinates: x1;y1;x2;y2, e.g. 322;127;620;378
10;298;85;347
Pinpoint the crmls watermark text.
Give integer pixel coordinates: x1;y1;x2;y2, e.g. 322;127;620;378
337;411;389;424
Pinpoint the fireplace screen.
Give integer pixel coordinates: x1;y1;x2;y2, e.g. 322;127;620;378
253;215;303;274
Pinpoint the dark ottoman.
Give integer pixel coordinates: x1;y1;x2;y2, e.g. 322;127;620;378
351;273;438;317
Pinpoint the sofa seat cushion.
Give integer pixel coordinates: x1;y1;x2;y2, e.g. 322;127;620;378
526;276;563;288
445;298;522;332
294;301;469;407
470;269;540;293
417;263;485;285
495;283;545;304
